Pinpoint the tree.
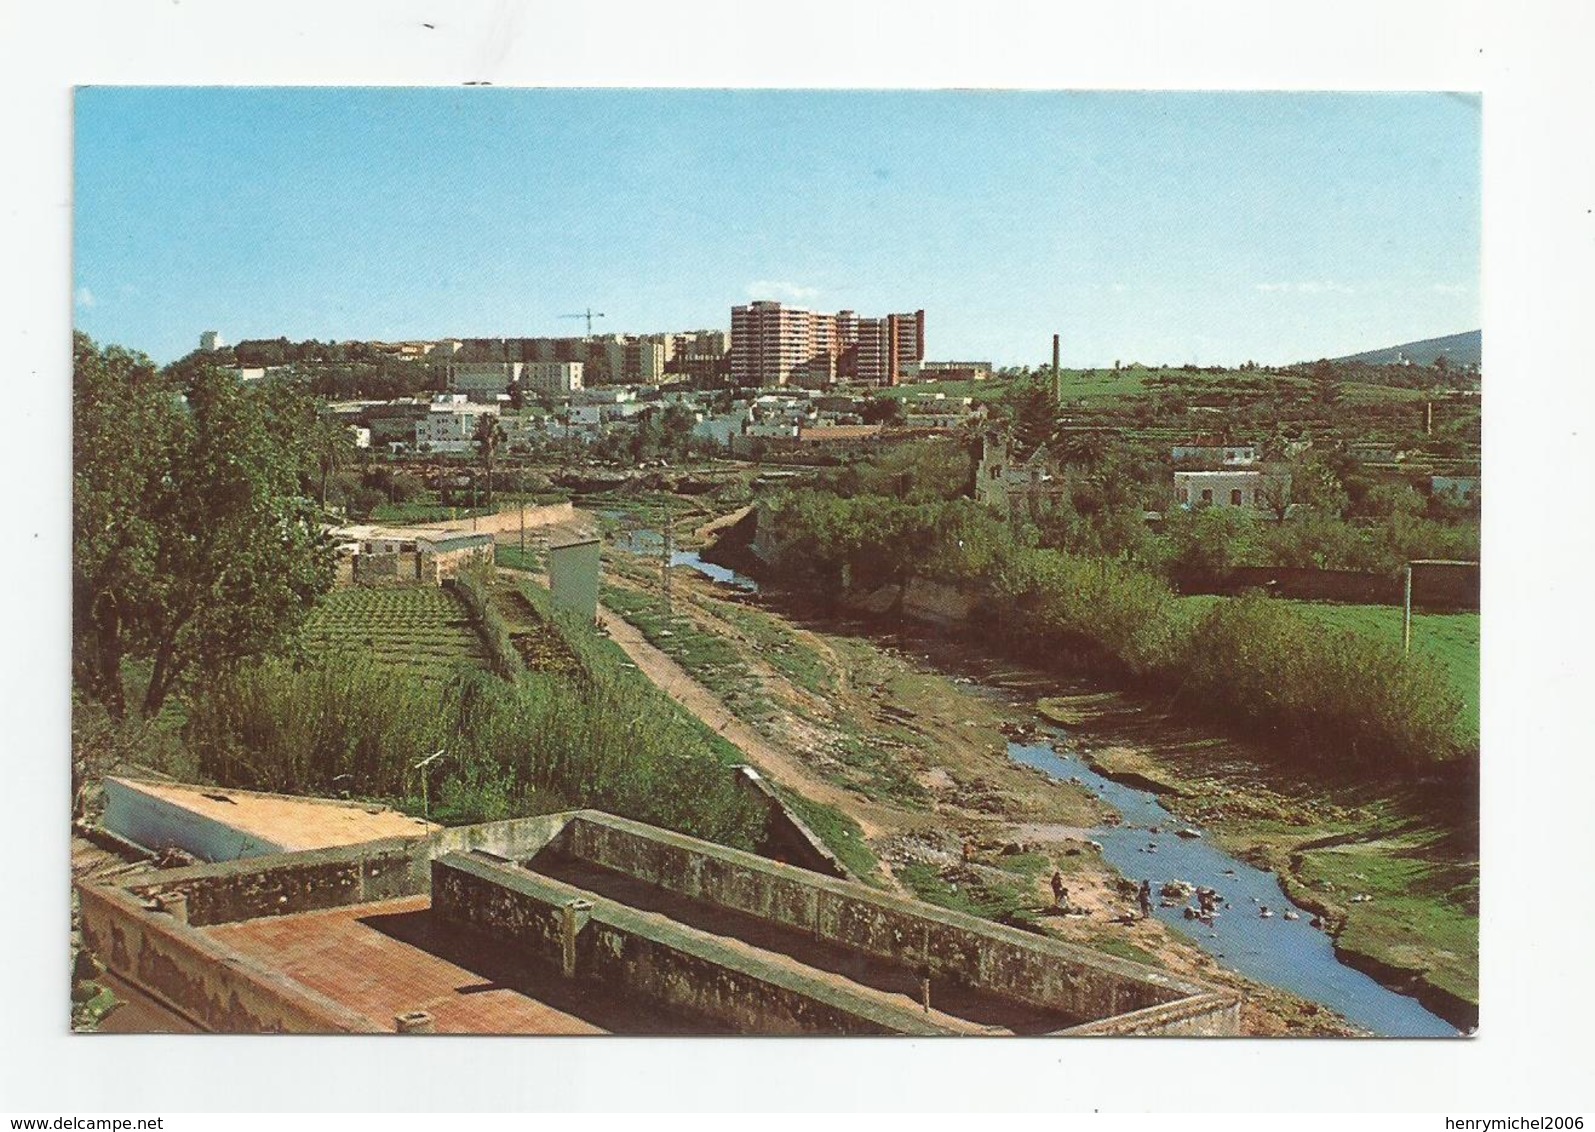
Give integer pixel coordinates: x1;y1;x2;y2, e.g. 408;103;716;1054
313;416;359;509
474;413;507;508
1010;381;1060;455
73;336;334;718
1310;358;1341;406
1257;462;1295;522
72;336;182;717
859;396;905;426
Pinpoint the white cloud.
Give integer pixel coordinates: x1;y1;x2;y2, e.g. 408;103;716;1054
75;286;96;309
747;279;820;303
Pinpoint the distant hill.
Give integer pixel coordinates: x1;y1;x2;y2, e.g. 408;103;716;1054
1332;330;1481;368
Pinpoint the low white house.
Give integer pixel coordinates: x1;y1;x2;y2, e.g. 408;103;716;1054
1174;469;1270;510
1171;443;1258;466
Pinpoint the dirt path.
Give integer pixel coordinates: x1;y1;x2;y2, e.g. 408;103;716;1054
595;603;893;839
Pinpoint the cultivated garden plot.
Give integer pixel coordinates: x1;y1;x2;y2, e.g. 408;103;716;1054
300;587;491;678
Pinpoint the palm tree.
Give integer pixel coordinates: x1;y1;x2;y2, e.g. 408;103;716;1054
474;413;507;509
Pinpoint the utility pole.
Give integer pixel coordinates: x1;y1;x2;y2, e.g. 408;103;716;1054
661;495;673;614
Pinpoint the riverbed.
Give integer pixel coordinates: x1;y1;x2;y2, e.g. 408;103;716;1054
607;523;1460;1035
1007;735;1458;1037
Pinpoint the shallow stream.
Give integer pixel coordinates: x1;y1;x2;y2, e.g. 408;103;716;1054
1009;735;1459;1036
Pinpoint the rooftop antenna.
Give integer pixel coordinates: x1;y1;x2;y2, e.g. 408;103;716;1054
413;748;447;820
560;308;607;340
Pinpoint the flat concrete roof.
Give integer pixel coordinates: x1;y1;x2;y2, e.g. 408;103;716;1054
203;896;608;1035
106;778;437;854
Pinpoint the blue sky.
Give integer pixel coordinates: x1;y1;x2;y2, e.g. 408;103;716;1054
73;88;1479;367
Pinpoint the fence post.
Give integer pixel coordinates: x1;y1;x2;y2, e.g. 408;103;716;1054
1403;562;1413;653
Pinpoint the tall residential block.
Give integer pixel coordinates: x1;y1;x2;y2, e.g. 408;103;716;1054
730;301;924;388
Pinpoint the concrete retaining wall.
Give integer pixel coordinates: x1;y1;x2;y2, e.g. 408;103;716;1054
123;838;430;927
76;883;381;1034
901;577;976;626
431;852;953;1035
559;813;1219;1029
1173;562;1479;612
732;767;850;879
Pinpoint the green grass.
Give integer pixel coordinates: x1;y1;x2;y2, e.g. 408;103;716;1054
1292;831;1478;1009
369;500;495;525
495;545;544;573
773;788;887;886
599;584;776;722
707;599;835;695
1078;934;1166;969
300;586;490;678
895;863;1041;928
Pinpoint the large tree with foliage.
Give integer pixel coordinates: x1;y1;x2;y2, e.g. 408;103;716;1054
73;334;334;718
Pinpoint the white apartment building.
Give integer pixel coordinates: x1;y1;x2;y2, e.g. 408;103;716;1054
522;361;584;397
445;360;522;403
414;395;500;455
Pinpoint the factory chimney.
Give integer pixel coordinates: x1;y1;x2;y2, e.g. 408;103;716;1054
1052;334;1062;401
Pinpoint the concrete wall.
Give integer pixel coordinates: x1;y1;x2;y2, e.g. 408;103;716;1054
432;812;574;860
431;852;953;1035
557;813;1224;1030
122;838;431;927
548;538;602;622
1172;563;1480;612
732;766;850;879
1410;560;1480;611
76;882;382;1034
901;577;976;626
114;815;576;927
353;551;424;586
103;778;288;862
420;542;493;583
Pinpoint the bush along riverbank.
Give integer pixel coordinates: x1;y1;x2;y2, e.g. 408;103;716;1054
746;491;1475;777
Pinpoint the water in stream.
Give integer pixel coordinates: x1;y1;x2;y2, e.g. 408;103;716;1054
1008;736;1460;1037
609;525;760;592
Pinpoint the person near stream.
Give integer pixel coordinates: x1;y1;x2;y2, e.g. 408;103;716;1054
1046;873;1071;918
1138;880;1153;919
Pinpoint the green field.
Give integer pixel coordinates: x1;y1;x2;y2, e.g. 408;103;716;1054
301;586;489;677
1183;596;1479;743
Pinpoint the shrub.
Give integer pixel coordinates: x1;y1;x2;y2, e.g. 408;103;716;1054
186;612;769;848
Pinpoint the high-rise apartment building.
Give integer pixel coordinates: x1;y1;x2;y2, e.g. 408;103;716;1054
730;301;924;388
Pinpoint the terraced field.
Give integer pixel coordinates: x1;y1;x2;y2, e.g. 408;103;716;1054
301;586;490;677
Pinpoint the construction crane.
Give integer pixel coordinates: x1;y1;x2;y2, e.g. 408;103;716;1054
560;308;607;339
